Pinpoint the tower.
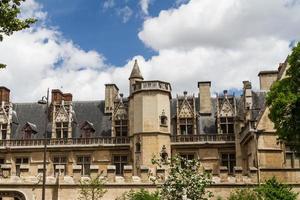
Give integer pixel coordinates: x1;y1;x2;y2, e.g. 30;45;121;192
129;59;144;96
128;61;172;175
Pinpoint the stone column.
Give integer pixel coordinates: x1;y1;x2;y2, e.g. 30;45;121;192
140;165;149;183
249;167;258;183
107;165;116;183
123;165;133;182
73;165;82;183
219;166;228;182
90;165;99;179
234;166;243;182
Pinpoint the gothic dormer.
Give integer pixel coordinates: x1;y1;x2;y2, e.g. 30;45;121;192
176;91;197;135
112;94;128;137
22;122;38;139
0;87;12;140
80;121;95;138
216;90;236;134
51;89;73;139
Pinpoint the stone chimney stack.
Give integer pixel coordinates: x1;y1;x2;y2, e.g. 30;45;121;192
105;84;119;114
0;87;10;103
258;70;278;91
198;81;212;115
243;81;253;121
51;89;73;104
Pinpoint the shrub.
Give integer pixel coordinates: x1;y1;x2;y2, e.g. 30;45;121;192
256;177;298;200
228;188;259;200
116;189;160;200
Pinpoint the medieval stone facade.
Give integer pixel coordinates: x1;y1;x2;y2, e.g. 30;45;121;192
0;59;299;200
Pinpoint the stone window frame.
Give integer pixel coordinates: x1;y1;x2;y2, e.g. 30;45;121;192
219;116;234;134
220;153;236;174
55;122;69;139
53;155;68;176
114;119;128;137
15;157;29;176
0;123;7;140
285;148;300;168
113;155;128;175
179;118;194;135
76;155;91;176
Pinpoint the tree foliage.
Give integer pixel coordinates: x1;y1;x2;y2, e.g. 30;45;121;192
256;177;298;200
228;177;298;200
266;42;300;144
228;188;259;200
0;0;37;68
78;174;107;200
116;189;160;200
152;155;213;200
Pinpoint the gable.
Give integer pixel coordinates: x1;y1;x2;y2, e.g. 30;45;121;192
114;102;128;120
178;100;194;118
55;106;69;122
220;100;234;117
0;107;8;123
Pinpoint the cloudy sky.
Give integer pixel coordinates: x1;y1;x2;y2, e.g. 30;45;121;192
0;0;299;102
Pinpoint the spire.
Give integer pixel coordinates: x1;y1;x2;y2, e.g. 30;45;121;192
129;59;143;80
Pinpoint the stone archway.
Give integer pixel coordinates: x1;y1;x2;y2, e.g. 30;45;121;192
0;191;26;200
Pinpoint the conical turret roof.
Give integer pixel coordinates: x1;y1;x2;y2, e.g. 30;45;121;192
129;59;143;80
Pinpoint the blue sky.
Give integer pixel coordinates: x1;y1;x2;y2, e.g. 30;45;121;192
0;0;299;101
37;0;179;66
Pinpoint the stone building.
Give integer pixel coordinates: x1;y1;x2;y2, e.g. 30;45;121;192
0;59;299;200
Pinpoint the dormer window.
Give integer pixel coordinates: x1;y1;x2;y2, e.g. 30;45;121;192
0;123;7;140
21;122;37;139
56;122;68;139
220;117;234;134
115;119;128;137
80;121;95;138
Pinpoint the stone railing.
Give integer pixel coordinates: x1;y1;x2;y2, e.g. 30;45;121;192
171;134;235;144
133;80;171;93
0;137;130;147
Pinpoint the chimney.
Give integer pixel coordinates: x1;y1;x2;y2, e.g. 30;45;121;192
105;84;119;114
51;89;72;104
0;87;10;103
198;81;212;115
243;81;252;111
258;70;278;91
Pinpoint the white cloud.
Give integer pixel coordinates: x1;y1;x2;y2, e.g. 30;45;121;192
139;0;300;51
140;0;151;15
117;6;133;23
103;0;115;10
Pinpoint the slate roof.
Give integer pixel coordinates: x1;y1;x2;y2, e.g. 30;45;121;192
9;91;266;139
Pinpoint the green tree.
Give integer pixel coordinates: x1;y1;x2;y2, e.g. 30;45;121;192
266;42;300;144
78;174;107;200
228;188;259;200
152;155;213;200
116;189;160;200
255;177;298;200
0;0;37;68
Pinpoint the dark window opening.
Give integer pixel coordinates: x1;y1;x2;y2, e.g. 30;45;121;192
56;122;69;139
221;153;236;174
1;124;7;140
179;118;193;135
77;156;91;176
53;156;67;176
115;120;128;137
180;153;195;168
135;143;141;152
113;155;128;175
15;157;29;176
220;117;234;134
